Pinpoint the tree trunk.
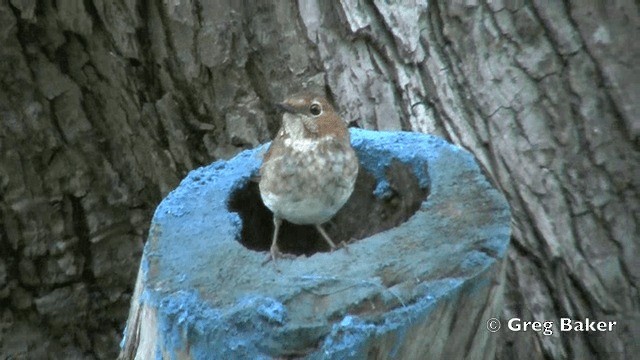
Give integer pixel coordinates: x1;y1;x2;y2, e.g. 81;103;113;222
1;0;637;359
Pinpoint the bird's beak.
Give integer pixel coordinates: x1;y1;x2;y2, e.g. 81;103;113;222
275;102;297;113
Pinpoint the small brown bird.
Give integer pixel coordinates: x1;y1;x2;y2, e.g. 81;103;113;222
259;93;359;262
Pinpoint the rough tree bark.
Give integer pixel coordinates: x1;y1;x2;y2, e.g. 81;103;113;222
0;0;637;359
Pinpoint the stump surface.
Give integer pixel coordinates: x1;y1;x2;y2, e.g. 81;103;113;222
120;129;510;359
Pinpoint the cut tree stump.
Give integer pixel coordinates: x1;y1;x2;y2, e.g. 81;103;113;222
119;129;510;359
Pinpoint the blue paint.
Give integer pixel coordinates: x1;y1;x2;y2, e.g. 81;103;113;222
132;129;511;359
144;288;289;359
320;315;377;359
254;297;287;325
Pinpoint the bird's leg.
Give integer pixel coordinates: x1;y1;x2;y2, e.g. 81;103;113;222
269;217;283;261
263;217;294;264
315;224;339;251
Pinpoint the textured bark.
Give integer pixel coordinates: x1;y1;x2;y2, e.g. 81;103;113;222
0;0;638;359
0;1;315;358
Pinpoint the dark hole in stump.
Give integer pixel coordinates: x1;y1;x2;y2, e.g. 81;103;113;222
228;160;429;257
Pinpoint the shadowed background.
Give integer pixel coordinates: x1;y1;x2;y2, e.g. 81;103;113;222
0;1;638;359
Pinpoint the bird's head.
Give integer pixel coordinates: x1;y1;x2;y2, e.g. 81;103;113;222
275;93;348;140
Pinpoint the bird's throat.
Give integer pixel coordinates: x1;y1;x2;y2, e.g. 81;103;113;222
282;113;317;139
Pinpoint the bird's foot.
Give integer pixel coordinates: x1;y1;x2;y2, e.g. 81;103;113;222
262;246;296;265
335;240;350;254
316;224;350;254
322;238;349;254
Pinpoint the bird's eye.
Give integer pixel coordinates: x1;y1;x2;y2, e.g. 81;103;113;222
310;103;322;116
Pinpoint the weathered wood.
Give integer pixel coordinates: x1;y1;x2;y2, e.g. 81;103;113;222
119;129;511;359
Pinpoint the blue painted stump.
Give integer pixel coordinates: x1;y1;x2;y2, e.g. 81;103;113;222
120;129;510;359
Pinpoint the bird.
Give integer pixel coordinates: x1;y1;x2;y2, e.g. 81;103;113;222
259;92;359;263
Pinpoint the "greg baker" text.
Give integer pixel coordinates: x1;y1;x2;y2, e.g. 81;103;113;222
507;318;616;336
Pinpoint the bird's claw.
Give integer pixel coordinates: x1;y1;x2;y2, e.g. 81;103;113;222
336;241;350;254
262;248;296;265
